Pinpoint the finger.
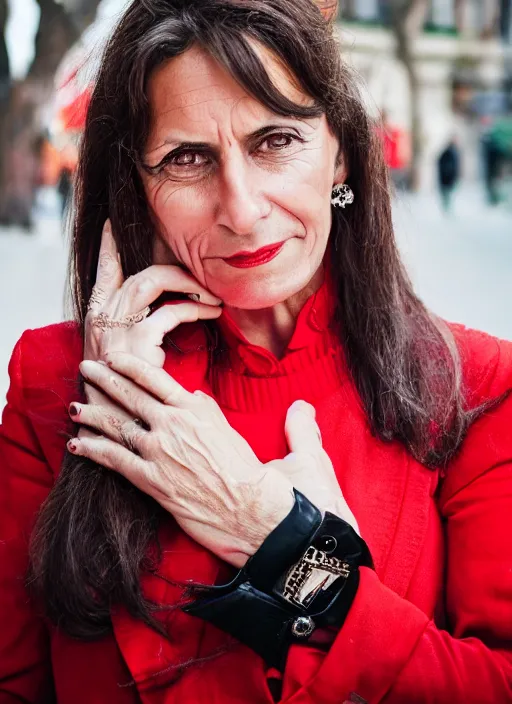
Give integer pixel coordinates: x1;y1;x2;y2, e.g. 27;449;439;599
69;401;149;449
140;300;222;342
89;220;124;312
122;265;222;313
79;360;164;423
127;302;222;364
77;425;96;442
101;351;193;407
67;433;151;493
284;400;322;454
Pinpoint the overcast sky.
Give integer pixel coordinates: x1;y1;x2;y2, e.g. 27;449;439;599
6;0;126;79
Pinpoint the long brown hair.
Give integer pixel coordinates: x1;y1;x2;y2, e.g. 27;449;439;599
29;0;490;643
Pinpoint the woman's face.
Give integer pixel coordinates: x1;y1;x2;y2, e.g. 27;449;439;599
141;44;345;309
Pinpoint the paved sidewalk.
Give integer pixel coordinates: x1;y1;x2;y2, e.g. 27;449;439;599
393;184;512;342
0;204;68;407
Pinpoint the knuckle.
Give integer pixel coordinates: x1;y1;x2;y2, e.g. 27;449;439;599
299;450;319;465
132;275;154;299
162;391;177;407
193;389;208;401
84;434;106;458
91;284;106;299
193;389;215;406
162;308;180;328
119;423;137;452
138;358;153;377
205;395;218;411
98;254;116;275
105;412;123;433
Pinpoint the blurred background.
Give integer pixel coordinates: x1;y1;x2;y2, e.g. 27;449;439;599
0;0;511;405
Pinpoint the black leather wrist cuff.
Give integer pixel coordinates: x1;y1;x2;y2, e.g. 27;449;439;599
244;488;323;592
182;491;373;670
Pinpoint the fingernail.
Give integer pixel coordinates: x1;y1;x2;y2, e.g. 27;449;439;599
67;439;79;453
69;404;80;417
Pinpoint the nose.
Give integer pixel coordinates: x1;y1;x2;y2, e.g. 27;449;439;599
216;154;271;235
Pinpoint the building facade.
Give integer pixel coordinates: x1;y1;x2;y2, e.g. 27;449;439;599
337;0;512;189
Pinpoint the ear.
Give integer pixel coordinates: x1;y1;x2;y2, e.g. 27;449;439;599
153;234;179;265
333;151;348;187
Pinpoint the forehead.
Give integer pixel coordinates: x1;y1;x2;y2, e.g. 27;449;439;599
145;43;311;144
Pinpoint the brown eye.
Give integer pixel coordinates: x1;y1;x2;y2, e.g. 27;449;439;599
173;152;209;167
265;134;294;150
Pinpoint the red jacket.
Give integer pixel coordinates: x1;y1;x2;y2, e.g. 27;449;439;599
1;309;512;703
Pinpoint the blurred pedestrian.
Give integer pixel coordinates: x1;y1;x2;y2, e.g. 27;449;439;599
57;166;73;217
482;115;512;205
378;110;411;190
56;143;78;218
437;139;460;213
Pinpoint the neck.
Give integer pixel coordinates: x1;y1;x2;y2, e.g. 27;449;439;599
224;266;324;358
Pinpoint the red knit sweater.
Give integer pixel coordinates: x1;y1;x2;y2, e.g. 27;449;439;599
1;279;512;703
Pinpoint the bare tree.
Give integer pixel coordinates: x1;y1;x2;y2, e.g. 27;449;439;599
0;1;8;98
388;0;429;191
0;0;102;228
0;0;11;202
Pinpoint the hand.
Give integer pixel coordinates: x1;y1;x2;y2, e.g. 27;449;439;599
69;352;296;569
84;219;222;368
269;401;360;535
79;219;222;446
69;354;359;569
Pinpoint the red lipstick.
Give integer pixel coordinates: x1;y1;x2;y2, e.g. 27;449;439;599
223;242;285;269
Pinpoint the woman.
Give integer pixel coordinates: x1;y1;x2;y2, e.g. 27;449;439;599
1;0;511;702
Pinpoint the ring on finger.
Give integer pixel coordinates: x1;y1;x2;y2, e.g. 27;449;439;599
90;307;151;331
120;417;147;452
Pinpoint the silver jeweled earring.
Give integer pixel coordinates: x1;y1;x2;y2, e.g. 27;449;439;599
331;183;354;208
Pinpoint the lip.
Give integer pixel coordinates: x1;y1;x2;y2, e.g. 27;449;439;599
223;242;286;269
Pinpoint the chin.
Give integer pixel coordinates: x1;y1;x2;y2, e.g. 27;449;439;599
204;242;326;309
214;271;314;310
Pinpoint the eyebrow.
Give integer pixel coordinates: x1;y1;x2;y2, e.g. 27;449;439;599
144;122;306;164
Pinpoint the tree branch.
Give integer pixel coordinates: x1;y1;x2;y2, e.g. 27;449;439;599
62;0;104;35
387;0;429;191
28;0;101;81
388;0;429;36
0;0;9;84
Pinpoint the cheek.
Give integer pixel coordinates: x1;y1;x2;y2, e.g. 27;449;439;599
146;181;213;284
269;159;334;246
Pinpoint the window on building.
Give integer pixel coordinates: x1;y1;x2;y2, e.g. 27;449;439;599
463;0;497;37
356;0;380;20
500;0;512;41
430;0;456;28
339;0;380;21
